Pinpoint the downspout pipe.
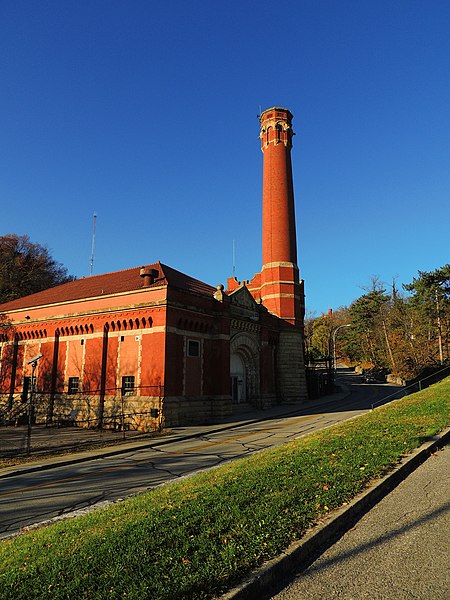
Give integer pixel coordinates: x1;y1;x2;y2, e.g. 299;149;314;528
8;334;19;411
98;323;109;429
47;329;60;425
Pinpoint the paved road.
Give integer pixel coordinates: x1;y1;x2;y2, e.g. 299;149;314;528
0;370;402;538
267;444;450;600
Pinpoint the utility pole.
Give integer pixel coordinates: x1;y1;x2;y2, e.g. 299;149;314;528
332;324;352;378
435;289;444;364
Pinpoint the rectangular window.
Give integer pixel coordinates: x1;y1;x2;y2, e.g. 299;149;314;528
68;377;80;395
22;376;37;402
187;339;200;357
121;375;135;396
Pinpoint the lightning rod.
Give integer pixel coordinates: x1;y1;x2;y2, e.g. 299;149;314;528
89;212;97;276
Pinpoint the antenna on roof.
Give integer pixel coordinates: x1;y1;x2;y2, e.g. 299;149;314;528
232;239;236;278
89;212;97;276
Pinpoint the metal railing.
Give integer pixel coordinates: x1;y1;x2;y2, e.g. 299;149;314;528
305;357;334;399
0;385;164;431
371;364;450;410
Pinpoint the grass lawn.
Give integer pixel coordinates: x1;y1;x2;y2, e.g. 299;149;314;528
1;378;449;599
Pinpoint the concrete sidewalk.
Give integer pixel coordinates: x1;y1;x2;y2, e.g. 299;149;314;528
222;428;450;599
268;440;450;599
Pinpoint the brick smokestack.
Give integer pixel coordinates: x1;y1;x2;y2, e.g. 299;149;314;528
258;107;304;328
260;107;297;267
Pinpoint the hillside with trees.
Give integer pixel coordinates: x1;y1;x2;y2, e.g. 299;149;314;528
305;264;450;380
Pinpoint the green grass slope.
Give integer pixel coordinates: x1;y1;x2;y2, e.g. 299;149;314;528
1;378;449;599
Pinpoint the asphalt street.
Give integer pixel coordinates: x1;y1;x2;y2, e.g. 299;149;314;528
266;443;450;600
0;370;404;539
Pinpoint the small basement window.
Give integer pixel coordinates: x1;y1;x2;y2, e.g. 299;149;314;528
121;375;135;396
187;339;200;357
68;377;80;395
22;376;37;398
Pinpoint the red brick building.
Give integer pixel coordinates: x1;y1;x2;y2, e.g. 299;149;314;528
0;107;307;429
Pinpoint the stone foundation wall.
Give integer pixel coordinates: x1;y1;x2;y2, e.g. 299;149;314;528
252;394;277;410
162;395;232;427
277;329;308;402
0;393;163;432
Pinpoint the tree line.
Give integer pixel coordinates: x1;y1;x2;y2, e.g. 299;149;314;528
1;234;448;381
305;264;450;380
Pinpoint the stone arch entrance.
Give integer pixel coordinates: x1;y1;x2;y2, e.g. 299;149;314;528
230;353;245;404
230;332;260;405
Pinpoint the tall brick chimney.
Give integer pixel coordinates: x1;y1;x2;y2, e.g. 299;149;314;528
258;107;304;328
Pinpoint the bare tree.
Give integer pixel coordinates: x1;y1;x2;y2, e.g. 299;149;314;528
0;234;74;304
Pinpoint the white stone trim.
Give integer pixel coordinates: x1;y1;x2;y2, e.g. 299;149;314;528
261;261;298;270
2;285;167;318
261;293;301;300
137;335;142;397
259;280;301;289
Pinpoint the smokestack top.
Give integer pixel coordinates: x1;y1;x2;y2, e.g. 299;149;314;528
259;107;294;149
259;106;293;122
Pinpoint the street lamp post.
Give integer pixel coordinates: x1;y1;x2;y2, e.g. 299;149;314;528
26;353;43;455
332;324;352;380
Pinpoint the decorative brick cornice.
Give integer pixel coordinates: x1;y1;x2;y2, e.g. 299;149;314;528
259;107;294;149
231;319;260;334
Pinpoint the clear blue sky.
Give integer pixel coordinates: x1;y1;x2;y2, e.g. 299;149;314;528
1;1;449;315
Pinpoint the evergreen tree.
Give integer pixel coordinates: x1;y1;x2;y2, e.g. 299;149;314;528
348;285;392;369
403;264;450;365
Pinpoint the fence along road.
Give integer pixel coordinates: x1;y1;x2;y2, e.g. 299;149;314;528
0;369;403;539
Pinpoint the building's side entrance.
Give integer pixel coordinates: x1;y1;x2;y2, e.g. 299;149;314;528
230;331;260;407
230;353;246;404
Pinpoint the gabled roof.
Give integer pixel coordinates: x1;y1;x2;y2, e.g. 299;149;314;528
228;284;259;310
0;262;216;311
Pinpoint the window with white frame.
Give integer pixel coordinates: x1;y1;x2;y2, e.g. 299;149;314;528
121;375;135;396
68;377;80;395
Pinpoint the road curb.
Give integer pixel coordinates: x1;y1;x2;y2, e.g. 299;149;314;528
220;427;450;599
0;394;352;480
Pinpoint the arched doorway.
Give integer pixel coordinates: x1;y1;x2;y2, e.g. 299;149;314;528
230;353;246;404
230;332;260;406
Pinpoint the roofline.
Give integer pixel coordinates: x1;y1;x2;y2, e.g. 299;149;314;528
0;283;168;316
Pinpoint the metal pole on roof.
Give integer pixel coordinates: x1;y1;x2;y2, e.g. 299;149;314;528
232;239;236;278
90;212;97;277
